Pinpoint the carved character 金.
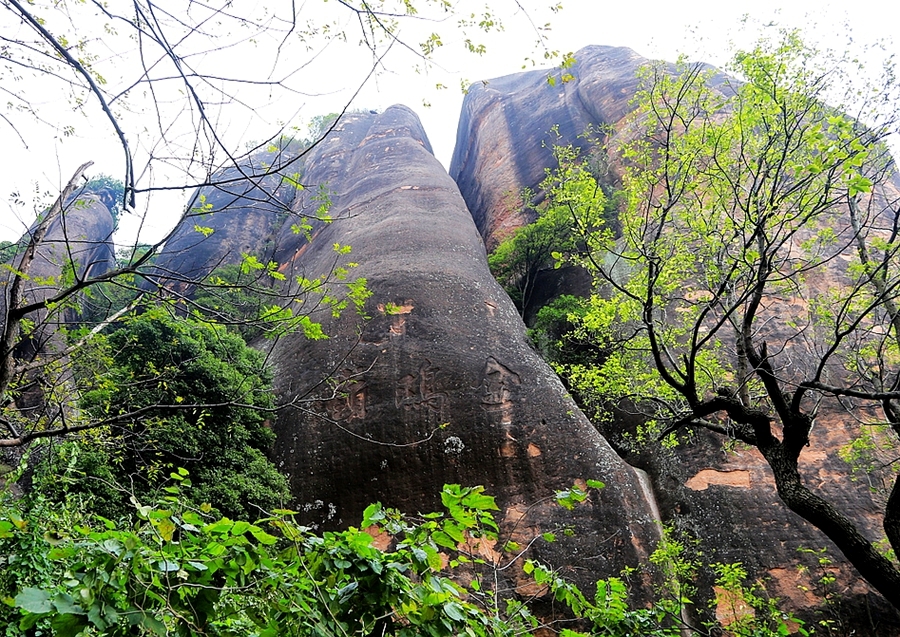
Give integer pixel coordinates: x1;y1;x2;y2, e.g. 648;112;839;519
482;356;520;426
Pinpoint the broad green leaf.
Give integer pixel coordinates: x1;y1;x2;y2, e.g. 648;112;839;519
250;529;278;545
15;588;53;614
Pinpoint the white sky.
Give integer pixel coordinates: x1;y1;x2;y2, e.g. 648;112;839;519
1;0;898;244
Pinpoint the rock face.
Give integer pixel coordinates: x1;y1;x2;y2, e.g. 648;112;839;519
0;193;114;433
13;42;899;630
149;145;304;292
1;194;115;359
451;45;900;630
450;45;647;251
260;105;662;593
449;44;729;251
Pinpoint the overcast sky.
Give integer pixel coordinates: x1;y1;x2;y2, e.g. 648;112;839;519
1;0;898;243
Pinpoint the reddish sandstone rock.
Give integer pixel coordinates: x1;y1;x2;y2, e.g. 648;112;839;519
451;45;900;631
265;105;662;595
450;45;648;251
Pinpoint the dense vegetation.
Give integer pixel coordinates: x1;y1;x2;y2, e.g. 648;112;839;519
496;30;900;616
2;470;812;636
32;308;290;521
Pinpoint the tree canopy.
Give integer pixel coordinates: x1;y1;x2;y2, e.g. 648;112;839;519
33;307;290;521
548;31;900;609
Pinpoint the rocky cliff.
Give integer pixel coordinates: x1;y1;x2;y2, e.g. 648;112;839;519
1;194;115;339
266;106;664;595
451;45;645;251
149;143;304;292
147;104;665;599
0;191;114;460
451;44;900;631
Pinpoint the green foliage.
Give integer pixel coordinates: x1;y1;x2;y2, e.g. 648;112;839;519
192;261;284;341
0;239;26;264
546;28;900;609
33;307;290;521
0;481;537;636
550;30;900;436
525;525;807;637
191;247;370;342
0;496;62;632
710;561;809;637
83;175;125;227
2;475;806;637
488;143;607;316
308;112;342;142
527;294;611;375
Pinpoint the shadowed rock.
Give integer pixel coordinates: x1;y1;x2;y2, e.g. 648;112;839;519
0;192;114;434
265;105;662;594
150;144;305;292
1;193;115;358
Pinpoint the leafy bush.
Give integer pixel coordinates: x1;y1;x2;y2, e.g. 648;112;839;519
1;474;809;637
2;480;542;636
33;307;290;521
528;294;609;366
0;239;26;264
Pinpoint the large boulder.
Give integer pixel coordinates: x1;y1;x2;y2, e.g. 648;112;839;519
450;45;900;630
450;45;646;251
265;105;662;595
1;192;115;359
0;190;115;446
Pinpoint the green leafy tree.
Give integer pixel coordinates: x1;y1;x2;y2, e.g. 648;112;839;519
191;263;284;342
526;294;617;388
489;144;605;317
560;31;900;608
33;307;290;521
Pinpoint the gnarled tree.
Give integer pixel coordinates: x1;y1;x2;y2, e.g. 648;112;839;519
563;32;900;608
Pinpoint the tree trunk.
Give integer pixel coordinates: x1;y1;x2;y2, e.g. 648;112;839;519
760;441;900;610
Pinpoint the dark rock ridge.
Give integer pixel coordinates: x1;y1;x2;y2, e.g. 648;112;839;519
451;45;900;629
1;194;115;360
260;105;662;594
149;144;304;293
